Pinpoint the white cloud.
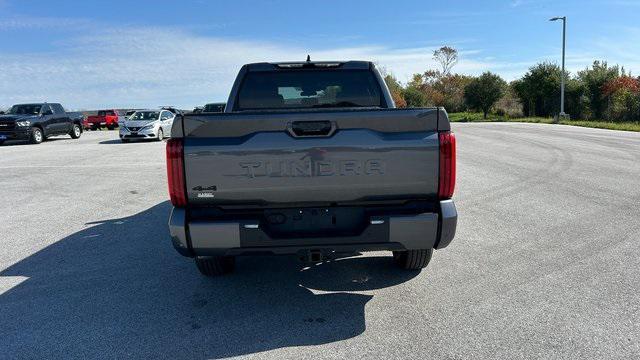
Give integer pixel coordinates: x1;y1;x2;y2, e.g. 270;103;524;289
536;27;640;76
0;26;527;110
0;16;91;30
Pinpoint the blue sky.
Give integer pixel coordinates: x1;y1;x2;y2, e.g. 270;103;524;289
1;0;639;109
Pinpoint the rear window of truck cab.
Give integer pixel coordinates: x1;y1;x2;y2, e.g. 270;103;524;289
236;70;383;110
204;103;225;112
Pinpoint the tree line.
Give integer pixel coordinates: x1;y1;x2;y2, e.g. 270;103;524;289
383;47;640;122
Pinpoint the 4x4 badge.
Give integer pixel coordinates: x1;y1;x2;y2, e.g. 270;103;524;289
192;185;217;191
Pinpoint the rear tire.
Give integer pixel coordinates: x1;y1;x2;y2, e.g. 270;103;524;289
30;127;43;144
393;249;433;270
195;256;235;276
70;124;82;139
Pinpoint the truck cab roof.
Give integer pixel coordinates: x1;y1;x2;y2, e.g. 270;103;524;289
244;61;373;72
13;102;59;106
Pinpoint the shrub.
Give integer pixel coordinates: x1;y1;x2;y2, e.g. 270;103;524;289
578;61;620;119
403;86;427;107
464;72;507;119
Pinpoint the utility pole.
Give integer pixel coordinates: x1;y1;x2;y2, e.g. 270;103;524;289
550;16;567;117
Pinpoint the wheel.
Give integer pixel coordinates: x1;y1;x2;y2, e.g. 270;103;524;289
30;127;44;144
156;128;163;141
70;124;82;139
90;126;97;131
195;256;235;276
392;249;433;270
106;125;115;130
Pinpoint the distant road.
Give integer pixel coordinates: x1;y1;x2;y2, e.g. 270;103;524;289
0;124;639;359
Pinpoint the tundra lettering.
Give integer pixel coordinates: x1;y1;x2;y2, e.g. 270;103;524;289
237;159;385;178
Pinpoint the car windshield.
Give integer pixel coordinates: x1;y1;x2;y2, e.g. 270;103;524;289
236;69;383;110
9;104;42;115
129;111;159;120
98;110;116;116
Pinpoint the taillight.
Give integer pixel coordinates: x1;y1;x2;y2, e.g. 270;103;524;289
438;131;456;199
166;138;187;207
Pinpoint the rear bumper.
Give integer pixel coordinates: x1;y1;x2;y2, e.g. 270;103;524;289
168;200;457;257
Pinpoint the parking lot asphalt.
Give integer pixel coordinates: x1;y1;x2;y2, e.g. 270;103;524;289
1;124;639;359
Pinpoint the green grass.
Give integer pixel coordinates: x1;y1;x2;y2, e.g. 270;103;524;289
556;119;640;132
449;112;510;122
449;112;640;132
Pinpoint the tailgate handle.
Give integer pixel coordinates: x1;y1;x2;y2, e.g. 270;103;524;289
288;121;336;137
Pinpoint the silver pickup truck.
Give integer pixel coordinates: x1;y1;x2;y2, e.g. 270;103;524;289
166;60;457;276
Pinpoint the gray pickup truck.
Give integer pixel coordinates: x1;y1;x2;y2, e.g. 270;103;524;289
166;60;457;276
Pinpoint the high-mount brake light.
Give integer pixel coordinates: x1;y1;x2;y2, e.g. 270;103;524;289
275;62;341;69
438;132;456;199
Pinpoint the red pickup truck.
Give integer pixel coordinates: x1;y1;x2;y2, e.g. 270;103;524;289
86;110;123;130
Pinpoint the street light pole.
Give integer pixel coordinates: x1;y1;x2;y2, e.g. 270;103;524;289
550;16;567;117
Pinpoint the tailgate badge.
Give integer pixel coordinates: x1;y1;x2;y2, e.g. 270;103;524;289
193;185;217;191
194;185;217;198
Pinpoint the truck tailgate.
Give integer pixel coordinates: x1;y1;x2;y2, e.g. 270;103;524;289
182;108;445;206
